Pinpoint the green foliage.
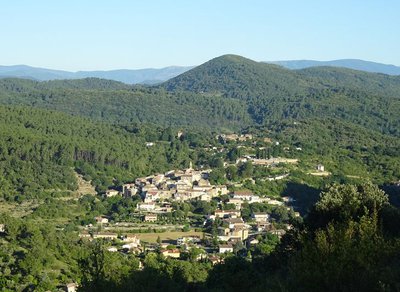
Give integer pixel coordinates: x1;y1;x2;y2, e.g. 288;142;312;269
287;214;400;292
163;55;400;136
0;78;251;130
0;214;84;291
308;183;389;229
0;105;213;201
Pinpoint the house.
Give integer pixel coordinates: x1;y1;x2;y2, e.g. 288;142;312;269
122;234;141;246
64;283;78;292
92;232;118;240
251;212;269;223
219;244;234;253
144;214;157;222
231;226;249;240
199;193;212;202
228;198;243;210
122;242;141;250
0;224;5;233
122;183;137;197
157;190;174;200
95;216;109;224
267;199;284;206
233;190;253;201
180;174;194;184
104;189;120;198
176;236;201;246
145;142;154;147
316;164;325;172
214;209;241;219
174;180;191;191
223;218;245;229
142;184;158;193
161;249;181;258
107;247;118;252
137;202;156;211
143;190;160;203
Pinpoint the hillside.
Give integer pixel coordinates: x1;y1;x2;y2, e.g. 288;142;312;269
0;105;215;201
269;59;400;75
0;78;251;130
0;55;399;137
162;55;400;136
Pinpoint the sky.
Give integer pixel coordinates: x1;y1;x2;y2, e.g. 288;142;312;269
1;0;399;71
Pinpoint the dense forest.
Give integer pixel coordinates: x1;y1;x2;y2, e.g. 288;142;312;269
163;55;400;136
0;55;399;137
0;78;251;130
0;105;216;201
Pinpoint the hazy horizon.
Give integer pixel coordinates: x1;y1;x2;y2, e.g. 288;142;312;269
1;0;400;71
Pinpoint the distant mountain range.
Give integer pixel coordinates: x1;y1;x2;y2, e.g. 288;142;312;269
1;59;399;85
267;59;400;75
0;65;194;84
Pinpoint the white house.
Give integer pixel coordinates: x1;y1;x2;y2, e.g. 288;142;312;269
251;212;269;223
219;244;234;253
233;190;253;201
137;202;156;211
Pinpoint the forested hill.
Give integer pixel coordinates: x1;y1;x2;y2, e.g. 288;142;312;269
0;105;210;201
0;55;399;136
0;78;251;130
162;54;400;136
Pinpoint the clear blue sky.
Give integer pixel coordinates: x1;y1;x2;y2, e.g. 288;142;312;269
1;0;399;70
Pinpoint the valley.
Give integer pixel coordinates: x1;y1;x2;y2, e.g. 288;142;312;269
0;54;399;291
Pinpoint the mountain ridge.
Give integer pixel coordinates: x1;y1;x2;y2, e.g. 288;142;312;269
268;59;400;75
0;64;194;84
2;57;400;85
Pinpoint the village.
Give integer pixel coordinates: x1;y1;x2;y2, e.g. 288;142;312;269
78;156;303;266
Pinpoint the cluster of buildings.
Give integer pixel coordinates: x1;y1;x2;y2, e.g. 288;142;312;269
236;156;299;166
103;164;229;221
217;133;253;142
89;163;300;258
